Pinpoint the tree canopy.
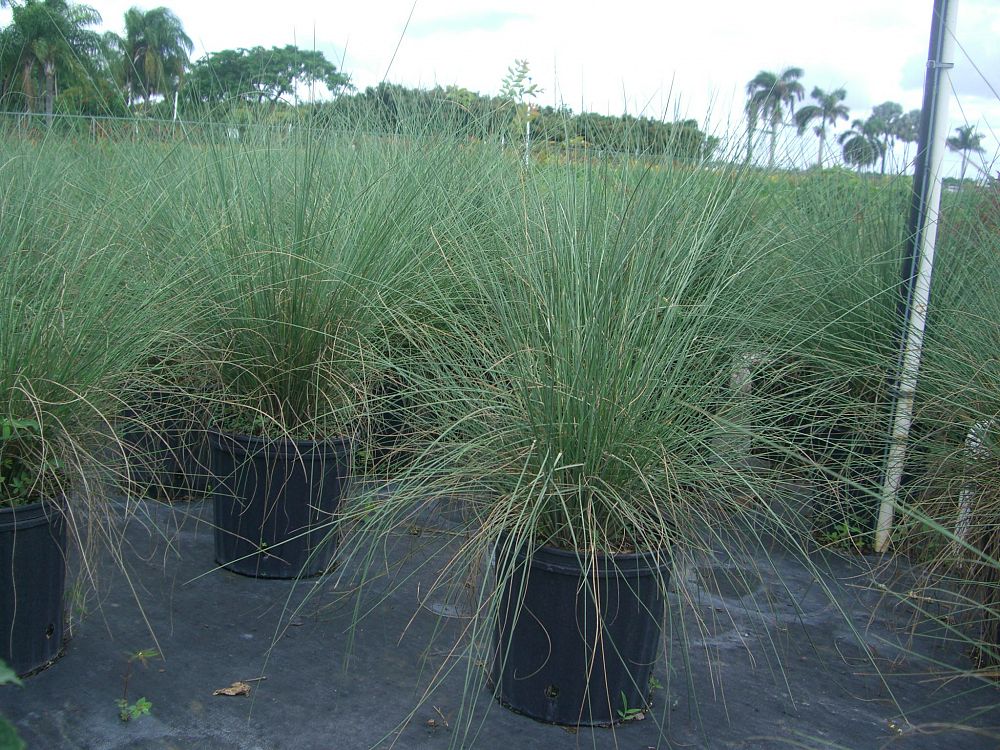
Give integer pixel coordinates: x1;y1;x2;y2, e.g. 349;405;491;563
0;0;105;122
186;45;350;105
113;6;192;105
308;82;718;161
867;101;904;174
838;118;884;172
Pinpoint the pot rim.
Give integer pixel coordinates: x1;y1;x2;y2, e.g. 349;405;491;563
496;536;670;578
0;498;63;532
207;426;352;458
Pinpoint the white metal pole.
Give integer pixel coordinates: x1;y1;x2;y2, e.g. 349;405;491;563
730;351;760;461
524;117;531;168
953;419;993;553
875;0;958;553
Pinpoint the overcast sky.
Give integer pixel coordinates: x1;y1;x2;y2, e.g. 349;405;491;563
5;0;999;176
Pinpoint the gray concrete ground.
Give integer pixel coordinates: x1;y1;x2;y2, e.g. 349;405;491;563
2;496;998;750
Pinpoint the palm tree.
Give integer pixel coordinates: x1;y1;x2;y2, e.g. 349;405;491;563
946;124;985;186
895;109;921;171
114;6;193;107
745;67;805;170
7;0;102;125
794;86;849;168
868;101;903;174
744;95;760;165
838;118;884;172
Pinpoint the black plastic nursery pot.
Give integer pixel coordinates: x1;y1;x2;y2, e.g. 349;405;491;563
120;392;211;501
209;430;352;579
0;501;67;677
368;376;413;470
492;541;670;727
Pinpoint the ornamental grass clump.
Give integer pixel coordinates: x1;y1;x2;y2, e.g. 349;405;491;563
178;112;511;577
0;134;209;674
746;171;911;546
94;139;222;502
888;181;1000;680
189;119;469;443
0;135;205;514
439;161;775;554
333;144;798;737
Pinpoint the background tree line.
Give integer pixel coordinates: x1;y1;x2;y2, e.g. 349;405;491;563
0;1;984;171
306;82;718;161
0;0;346;119
744;66;985;177
0;1;716;160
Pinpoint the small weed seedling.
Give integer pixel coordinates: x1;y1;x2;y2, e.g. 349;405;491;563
617;691;645;722
820;520;867;553
117;649;158;723
116;697;152;723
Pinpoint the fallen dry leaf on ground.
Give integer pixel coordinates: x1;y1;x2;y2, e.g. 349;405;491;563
212;681;251;697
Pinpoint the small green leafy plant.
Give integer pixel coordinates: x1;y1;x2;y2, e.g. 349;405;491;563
117;649;158;723
617;691;645;722
819;520;867;552
0;418;45;507
116;697;152;723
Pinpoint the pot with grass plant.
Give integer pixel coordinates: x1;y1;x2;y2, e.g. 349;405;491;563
200;235;361;578
0;139;201;675
491;531;671;725
207;411;354;579
196;125;444;579
384;156;777;729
